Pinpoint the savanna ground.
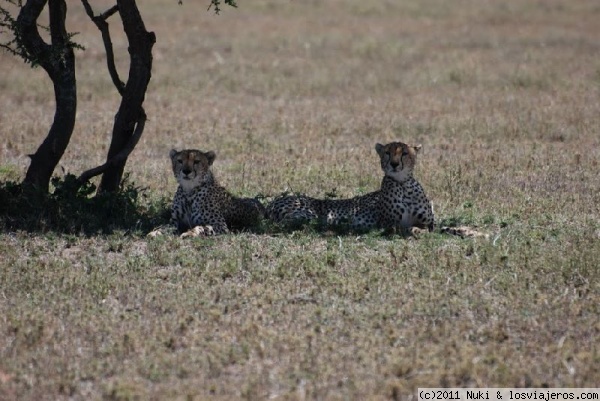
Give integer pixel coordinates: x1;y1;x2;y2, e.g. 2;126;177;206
1;0;600;399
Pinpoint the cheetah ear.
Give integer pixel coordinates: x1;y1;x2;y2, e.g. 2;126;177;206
169;149;178;160
413;144;422;153
375;143;385;155
205;151;216;166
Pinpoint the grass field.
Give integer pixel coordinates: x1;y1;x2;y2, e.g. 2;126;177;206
1;0;599;399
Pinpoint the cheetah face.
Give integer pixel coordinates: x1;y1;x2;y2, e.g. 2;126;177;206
170;149;216;191
375;142;421;182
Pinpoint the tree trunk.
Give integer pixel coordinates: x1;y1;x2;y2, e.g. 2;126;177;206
98;0;155;193
18;0;76;192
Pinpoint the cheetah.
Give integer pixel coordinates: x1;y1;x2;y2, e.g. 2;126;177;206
266;141;434;233
168;148;264;237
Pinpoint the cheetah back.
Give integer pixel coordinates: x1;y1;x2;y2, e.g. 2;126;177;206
266;192;380;230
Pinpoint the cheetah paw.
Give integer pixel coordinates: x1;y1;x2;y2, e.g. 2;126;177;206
409;227;429;238
180;225;216;238
147;228;165;238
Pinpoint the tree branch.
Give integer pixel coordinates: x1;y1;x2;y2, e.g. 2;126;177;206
80;0;124;95
16;0;53;71
98;4;119;20
0;42;24;58
77;109;146;183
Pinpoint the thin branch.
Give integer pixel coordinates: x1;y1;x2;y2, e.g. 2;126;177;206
80;0;124;95
79;0;94;17
77;109;146;183
98;4;119;20
0;42;23;56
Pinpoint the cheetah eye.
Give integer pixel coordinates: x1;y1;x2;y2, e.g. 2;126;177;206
177;159;183;164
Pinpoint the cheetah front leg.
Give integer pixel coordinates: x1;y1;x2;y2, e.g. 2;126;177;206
180;211;229;238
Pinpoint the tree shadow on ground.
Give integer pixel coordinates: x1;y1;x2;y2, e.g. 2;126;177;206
1;176;481;239
0;175;170;236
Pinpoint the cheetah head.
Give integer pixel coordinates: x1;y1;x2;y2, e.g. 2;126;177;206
375;142;421;182
170;149;216;191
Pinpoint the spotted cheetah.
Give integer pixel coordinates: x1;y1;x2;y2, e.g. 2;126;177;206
168;148;264;237
266;142;434;233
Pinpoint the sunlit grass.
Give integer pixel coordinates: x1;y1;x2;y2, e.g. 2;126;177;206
1;0;599;399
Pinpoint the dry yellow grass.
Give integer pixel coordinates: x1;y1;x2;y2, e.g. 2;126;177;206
1;0;599;400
